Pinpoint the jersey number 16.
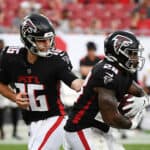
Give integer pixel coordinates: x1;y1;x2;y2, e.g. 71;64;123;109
15;83;49;111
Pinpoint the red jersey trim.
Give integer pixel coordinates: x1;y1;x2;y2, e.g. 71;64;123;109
72;97;94;124
57;81;66;115
57;99;66;115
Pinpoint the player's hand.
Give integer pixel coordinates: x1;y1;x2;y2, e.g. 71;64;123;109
15;92;29;109
123;96;149;118
130;109;145;129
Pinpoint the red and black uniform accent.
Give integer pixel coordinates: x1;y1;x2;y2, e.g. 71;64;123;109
65;58;133;132
0;46;77;124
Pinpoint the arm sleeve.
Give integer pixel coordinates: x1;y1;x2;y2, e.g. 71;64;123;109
91;68;117;90
0;51;11;84
59;71;77;87
56;54;77;87
60;51;73;71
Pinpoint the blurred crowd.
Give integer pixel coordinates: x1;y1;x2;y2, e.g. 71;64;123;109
0;0;150;35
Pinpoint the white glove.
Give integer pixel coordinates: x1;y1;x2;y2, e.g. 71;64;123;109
130;109;145;129
123;96;149;118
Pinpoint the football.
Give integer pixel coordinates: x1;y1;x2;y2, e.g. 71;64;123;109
118;94;133;116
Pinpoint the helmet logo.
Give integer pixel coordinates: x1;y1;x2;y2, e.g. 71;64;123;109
44;32;54;38
112;35;133;54
22;19;37;36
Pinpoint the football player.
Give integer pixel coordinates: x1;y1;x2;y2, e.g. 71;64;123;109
0;14;83;150
63;31;149;150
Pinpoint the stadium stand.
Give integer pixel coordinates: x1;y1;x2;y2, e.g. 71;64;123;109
0;0;149;35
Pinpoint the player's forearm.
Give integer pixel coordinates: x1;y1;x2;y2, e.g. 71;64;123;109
130;82;150;108
0;83;16;102
133;86;146;97
109;113;132;129
71;79;84;92
98;88;132;129
100;103;132;129
128;81;146;97
128;81;150;107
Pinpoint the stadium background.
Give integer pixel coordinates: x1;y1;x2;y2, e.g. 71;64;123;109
0;0;150;150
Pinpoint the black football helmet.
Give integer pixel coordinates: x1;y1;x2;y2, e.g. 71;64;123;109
104;31;145;73
20;13;55;57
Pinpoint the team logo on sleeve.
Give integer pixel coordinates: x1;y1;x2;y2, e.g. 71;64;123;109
112;35;133;54
104;72;114;85
22;19;37;36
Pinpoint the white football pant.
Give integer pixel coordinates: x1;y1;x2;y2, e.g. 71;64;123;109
28;116;65;150
63;127;125;150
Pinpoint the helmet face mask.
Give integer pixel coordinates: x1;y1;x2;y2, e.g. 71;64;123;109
35;36;54;50
20;14;55;57
29;33;55;57
104;31;145;73
119;47;145;73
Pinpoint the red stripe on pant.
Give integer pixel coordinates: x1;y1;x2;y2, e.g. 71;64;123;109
38;116;64;150
77;130;90;150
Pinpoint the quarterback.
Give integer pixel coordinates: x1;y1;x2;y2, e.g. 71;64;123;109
0;13;83;150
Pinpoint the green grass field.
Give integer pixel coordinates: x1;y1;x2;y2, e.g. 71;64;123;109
0;144;150;150
124;144;150;150
0;144;27;150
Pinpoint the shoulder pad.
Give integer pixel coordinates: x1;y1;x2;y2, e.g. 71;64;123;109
2;46;22;55
54;49;73;70
49;49;72;70
49;49;65;56
50;49;69;61
93;62;119;85
103;63;119;75
102;64;119;85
